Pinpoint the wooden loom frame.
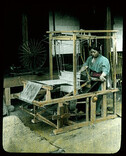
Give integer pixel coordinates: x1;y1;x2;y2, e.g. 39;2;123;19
17;30;119;135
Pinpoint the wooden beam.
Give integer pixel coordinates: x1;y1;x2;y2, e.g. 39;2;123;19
36;113;57;128
77;35;112;40
52;35;113;41
52;36;73;40
46;30;118;34
3;74;58;88
32;88;119;107
52;113;71;120
95;114;117;123
53;114;117;135
53;121;89;135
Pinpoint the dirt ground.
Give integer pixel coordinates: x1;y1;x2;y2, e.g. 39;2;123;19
2;87;122;153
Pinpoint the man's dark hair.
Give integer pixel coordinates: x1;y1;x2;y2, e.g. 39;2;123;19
89;42;101;51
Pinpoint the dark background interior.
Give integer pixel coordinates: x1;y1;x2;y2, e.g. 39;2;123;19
3;1;123;75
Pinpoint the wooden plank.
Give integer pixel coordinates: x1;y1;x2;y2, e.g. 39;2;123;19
32;88;119;107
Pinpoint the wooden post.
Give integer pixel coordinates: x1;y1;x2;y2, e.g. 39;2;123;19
31;105;37;123
113;33;117;115
22;14;28;44
105;7;112;58
4;88;11;105
49;33;53;80
90;97;96;123
86;98;89;122
46;89;51;101
57;103;64;129
63;104;69;125
73;33;77;95
101;81;107;118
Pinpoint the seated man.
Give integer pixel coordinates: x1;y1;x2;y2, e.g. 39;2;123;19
79;44;110;114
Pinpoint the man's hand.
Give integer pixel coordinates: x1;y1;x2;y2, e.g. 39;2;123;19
100;72;106;81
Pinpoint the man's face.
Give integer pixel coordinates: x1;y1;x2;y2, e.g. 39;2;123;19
90;49;99;58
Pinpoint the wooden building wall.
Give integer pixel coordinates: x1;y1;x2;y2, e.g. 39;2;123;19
49;11;80;31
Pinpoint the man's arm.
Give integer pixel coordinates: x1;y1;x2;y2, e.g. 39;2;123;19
79;56;91;73
79;65;88;73
100;57;110;81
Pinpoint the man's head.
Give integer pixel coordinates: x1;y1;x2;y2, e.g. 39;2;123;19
90;49;99;58
89;43;101;58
